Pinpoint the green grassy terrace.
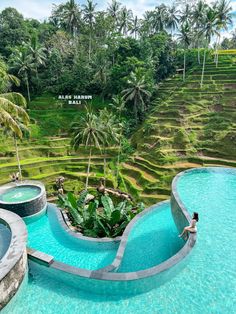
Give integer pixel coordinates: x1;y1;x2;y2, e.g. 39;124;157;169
1;51;236;205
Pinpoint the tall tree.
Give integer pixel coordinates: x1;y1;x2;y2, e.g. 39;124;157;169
215;0;232;67
71;108;105;190
98;108;120;186
130;16;140;39
177;22;191;81
51;0;81;36
107;0;121;30
166;5;179;37
10;46;34;104
109;95;126;183
122;71;151;124
118;7;133;36
27;35;47;87
200;7;219;87
83;0;97;61
192;1;207;64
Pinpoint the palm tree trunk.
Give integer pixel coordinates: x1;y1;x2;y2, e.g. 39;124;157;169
14;136;22;181
85;146;92;190
103;148;106;188
197;41;201;65
134;97;138;125
216;34;221;68
183;50;186;81
25;74;31;105
89;29;92;61
200;48;207;88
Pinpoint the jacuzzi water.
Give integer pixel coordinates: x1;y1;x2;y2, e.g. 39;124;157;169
0;186;41;203
0;223;11;259
2;168;236;313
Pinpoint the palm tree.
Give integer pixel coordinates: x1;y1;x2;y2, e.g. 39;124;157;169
122;71;151;124
10;46;34;104
153;4;168;32
166;5;179;37
71;107;105;190
27;36;47;86
83;0;97;61
0;93;29;180
63;0;81;36
109;95;126;183
215;0;232;67
179;4;192;24
177;22;191;81
51;0;81;36
118;6;133;36
200;7;219;87
107;0;121;30
0;61;29;180
130;16;140;39
98;108;120;186
192;1;207;64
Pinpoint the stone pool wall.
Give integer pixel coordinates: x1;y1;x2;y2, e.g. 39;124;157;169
0;209;28;310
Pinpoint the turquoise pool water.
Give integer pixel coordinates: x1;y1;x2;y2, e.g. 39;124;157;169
0;223;11;259
118;202;183;272
27;204;119;270
3;168;236;313
0;186;41;202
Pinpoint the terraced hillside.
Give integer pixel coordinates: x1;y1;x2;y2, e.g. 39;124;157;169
0;51;235;205
125;50;236;204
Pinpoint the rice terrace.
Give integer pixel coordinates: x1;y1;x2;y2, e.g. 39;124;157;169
0;0;236;313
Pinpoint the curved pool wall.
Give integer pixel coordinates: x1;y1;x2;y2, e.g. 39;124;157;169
0;181;47;218
26;199;194;295
0;223;11;260
0;209;27;310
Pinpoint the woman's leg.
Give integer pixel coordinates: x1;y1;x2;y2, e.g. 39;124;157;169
179;227;187;237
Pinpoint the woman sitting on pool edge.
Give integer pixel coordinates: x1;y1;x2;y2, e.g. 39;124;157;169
179;212;199;240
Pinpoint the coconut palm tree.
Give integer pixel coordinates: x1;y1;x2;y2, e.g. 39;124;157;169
153;4;168;32
27;35;47;87
98;108;120;186
82;0;97;61
71;107;105;190
215;0;232;67
200;7;219;87
166;5;179;37
192;0;207;64
177;22;191;81
118;6;133;36
9;46;34;104
51;0;81;36
109;95;126;182
122;71;151;124
130;16;140;39
107;0;121;30
0;61;29;180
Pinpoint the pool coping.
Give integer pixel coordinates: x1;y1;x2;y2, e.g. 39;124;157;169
0;180;45;205
0;209;27;281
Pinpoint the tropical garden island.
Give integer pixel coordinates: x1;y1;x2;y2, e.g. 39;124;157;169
0;0;236;313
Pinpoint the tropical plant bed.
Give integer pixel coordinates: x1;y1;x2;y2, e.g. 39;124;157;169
58;190;145;238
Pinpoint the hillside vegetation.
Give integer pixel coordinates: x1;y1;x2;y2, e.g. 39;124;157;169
1;51;236;205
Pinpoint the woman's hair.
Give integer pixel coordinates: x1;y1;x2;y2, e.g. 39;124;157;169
193;212;199;222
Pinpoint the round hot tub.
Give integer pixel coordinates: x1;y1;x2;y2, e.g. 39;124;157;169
0;181;47;218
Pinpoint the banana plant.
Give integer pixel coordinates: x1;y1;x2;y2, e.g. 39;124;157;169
58;191;145;238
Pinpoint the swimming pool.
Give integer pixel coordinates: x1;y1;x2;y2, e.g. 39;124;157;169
2;168;236;313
